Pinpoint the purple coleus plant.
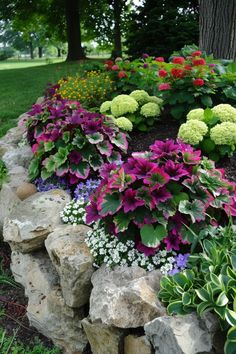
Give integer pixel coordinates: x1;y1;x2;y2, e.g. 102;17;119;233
27;98;128;187
86;139;236;255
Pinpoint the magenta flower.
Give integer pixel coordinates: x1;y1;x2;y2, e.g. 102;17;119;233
122;188;145;212
152;187;172;204
124;157;156;178
82;118;102;134
158;83;171;91
164;160;189;181
164;229;182;251
136;241;158;256
28;104;43;116
100;163;118;179
143;167;170;189
108;168;136;191
150;140;179;160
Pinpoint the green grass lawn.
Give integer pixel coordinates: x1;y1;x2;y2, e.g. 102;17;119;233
0;58;103;137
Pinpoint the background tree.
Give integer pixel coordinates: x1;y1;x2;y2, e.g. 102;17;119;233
199;0;236;60
126;0;199;59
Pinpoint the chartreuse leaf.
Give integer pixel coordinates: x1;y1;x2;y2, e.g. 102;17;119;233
54;147;69;167
45;156;57;172
62;131;70;143
140;224;167;248
70;162;90;179
99;193;122;216
44;141;55;152
41;168;54;180
114;212;131;232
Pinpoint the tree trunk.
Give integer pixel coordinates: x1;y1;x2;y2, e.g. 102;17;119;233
57;47;61;57
65;0;85;61
113;0;122;57
38;46;43;58
199;0;236;60
29;42;34;59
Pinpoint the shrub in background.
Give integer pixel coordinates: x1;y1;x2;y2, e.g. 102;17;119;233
178;104;236;161
26;99;128;187
86;139;236;260
100;90;163;131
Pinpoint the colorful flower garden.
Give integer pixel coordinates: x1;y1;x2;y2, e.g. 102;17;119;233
1;48;236;353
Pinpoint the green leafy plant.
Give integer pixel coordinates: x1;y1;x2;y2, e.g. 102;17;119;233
158;225;236;354
178;104;236;161
0;159;8;190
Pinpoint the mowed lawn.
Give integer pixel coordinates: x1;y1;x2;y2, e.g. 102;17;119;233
0;58;102;137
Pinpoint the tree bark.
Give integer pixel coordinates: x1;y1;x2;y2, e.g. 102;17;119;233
57;47;61;57
65;0;85;61
29;41;34;59
199;0;236;60
113;0;122;57
38;46;43;58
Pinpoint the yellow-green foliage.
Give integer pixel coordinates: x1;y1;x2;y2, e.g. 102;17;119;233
178;120;208;145
186;108;205;121
212;104;236;123
114;117;133;131
210;122;236;145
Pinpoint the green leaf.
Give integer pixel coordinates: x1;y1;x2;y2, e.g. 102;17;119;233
197;302;212;316
89;154;103;170
44;141;55;152
41;168;54;180
178;200;205;223
99;193;122;216
170;105;185;120
114;212;131;232
44;156;57;172
216;292;229;307
224;339;236;354
173;192;189;204
167;301;188;315
200;95;213;107
72;134;86;148
182;292;192;306
28;158;40;180
225;308;236;326
70;162;90;179
227;326;236;341
86;132;104;144
54;147;69;168
140;224;167;248
62;131;70;143
196;288;210;302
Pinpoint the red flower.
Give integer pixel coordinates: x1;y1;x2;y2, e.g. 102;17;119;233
184;64;192;71
171;68;184;78
159;69;168;77
193;78;204;86
105;60;113;67
159;83;171;91
192;58;206;66
118;70;127;78
111;65;119;71
191;50;202;57
155;57;164;62
172;56;185;65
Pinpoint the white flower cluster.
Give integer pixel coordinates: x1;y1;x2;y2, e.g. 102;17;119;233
85;224;177;274
60;198;87;225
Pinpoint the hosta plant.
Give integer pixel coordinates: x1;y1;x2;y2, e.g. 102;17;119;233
26;99;128;186
158;225;236;354
178;104;236;161
100;90;163;131
86;139;236;257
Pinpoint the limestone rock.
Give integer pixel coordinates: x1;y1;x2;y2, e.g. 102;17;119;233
11;250;88;354
35;96;45;104
82;317;124;354
0;126;23;145
7;166;29;190
45;224;94;308
89;265;166;328
2;145;33;170
16;182;37;200
3;189;71;252
124;335;153;354
144;314;214;354
0;184;21;231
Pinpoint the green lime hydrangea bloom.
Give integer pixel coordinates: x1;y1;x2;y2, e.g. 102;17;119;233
140;102;160;117
186;108;205;121
148;96;164;106
210;122;236;145
129;90;150;105
211;104;236;123
115;117;133;131
178;120;208;145
111;95;139;117
100;101;112;114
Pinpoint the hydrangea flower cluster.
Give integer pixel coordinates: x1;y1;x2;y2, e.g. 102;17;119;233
85;224;188;274
86;139;236;256
60;198;87;225
26;98;128;187
100;90;163;131
178;104;236;160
